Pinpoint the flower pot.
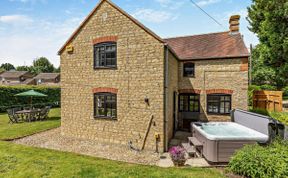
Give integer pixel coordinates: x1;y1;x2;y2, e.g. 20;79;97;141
172;159;186;167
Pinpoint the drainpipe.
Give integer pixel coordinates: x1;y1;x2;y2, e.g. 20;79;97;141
164;45;169;152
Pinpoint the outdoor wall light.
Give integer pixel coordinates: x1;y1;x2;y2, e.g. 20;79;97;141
144;97;149;106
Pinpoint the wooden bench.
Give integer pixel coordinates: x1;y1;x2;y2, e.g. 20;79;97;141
188;137;203;157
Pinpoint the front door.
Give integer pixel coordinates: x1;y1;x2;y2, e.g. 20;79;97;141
179;93;200;131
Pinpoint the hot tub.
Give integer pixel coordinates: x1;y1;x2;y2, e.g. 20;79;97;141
192;122;269;163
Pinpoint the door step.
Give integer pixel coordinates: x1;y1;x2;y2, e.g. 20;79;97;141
181;143;196;155
188;137;203;146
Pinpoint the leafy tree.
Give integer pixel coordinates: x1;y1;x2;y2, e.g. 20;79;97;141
0;63;15;71
54;66;60;73
248;0;288;89
0;68;5;73
251;46;275;85
16;66;30;72
32;57;55;74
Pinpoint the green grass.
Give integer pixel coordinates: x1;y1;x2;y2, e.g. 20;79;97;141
0;108;60;140
0;141;224;178
283;96;288;100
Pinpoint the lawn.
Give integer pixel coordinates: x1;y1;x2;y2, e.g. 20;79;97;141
0;108;225;178
0;108;61;140
0;141;224;178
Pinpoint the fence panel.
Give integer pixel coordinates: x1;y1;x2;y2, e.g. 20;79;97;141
253;91;283;112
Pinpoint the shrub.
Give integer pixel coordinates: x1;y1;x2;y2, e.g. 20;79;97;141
169;146;186;166
270;112;288;126
282;86;288;97
248;85;261;106
228;140;288;178
249;108;288;126
0;85;60;112
259;84;277;91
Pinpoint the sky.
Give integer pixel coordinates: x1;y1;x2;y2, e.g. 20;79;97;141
0;0;258;67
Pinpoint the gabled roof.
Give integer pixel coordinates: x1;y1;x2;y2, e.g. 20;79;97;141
0;71;30;78
34;73;60;80
58;0;164;55
164;31;249;60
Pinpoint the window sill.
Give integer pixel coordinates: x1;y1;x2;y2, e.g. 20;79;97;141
207;113;230;116
94;116;117;121
94;66;117;70
183;76;195;78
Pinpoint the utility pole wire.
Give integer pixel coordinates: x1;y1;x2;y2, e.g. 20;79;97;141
189;0;227;30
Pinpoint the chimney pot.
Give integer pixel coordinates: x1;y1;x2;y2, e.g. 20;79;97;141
229;15;240;35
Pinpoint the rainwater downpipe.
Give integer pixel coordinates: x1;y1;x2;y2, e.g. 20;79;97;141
164;45;169;152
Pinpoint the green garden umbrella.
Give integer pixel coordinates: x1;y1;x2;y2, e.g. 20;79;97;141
15;90;47;108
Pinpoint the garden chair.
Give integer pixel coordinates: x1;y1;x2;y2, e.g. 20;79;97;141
7;109;20;124
38;106;51;121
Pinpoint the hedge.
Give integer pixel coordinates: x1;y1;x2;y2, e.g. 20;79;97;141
0;85;60;112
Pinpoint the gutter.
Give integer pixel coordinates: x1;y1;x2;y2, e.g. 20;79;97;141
163;45;169;152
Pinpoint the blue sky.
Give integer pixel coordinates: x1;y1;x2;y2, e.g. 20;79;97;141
0;0;258;67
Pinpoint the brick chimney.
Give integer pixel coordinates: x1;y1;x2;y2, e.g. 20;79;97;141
229;15;240;34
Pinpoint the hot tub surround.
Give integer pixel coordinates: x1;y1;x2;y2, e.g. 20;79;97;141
192;122;268;163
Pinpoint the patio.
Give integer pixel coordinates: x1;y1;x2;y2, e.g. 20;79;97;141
13;128;211;167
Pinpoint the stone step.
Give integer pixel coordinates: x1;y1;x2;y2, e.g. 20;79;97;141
188;137;203;147
181;143;196;154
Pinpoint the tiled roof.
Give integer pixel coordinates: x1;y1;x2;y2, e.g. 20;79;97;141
34;73;60;80
0;71;29;78
165;31;249;60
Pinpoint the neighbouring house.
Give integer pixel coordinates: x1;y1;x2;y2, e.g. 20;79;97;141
58;0;249;152
0;71;34;85
33;73;60;85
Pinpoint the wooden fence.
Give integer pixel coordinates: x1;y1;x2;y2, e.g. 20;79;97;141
253;91;283;112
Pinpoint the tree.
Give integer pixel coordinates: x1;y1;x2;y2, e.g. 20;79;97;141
0;68;5;73
54;66;60;73
251;46;275;85
0;63;15;71
248;0;288;89
16;66;30;72
32;57;55;74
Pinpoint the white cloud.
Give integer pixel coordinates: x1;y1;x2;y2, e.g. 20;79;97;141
0;15;83;67
0;15;33;25
154;0;185;9
196;0;222;7
132;9;177;23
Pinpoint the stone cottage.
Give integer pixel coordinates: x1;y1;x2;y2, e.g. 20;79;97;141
58;0;249;152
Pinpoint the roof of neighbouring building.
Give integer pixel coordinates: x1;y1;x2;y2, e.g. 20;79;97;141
0;71;30;78
34;73;60;80
164;31;249;60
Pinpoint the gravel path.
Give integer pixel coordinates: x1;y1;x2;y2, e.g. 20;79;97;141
13;128;160;165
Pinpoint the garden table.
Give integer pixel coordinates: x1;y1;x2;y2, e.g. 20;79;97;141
15;109;41;122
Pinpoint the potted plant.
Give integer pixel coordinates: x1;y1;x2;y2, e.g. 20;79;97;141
169;146;187;166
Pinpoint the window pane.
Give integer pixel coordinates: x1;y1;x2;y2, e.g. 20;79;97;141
225;102;231;113
194;102;199;111
208;103;218;113
96;95;105;116
220;102;225;113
